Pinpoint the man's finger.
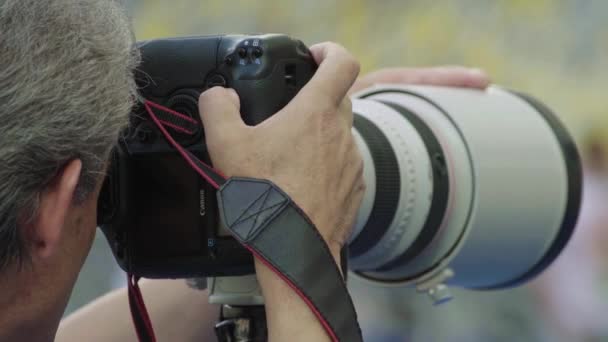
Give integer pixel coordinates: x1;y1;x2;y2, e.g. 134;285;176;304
349;66;491;94
285;42;360;114
198;87;245;138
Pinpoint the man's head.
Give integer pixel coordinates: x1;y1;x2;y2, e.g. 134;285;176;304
0;0;138;333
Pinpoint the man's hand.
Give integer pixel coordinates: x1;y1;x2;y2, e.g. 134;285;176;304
199;42;364;263
349;65;491;94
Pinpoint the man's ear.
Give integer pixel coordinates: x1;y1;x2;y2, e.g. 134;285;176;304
30;159;82;259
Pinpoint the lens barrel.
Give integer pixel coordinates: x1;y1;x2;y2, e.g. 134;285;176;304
348;85;582;290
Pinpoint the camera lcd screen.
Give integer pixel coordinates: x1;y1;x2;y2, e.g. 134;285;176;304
130;153;205;258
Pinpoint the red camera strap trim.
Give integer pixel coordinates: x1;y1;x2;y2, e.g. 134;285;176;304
143;101;226;189
126;100;362;342
145;100;200;135
127;275;156;342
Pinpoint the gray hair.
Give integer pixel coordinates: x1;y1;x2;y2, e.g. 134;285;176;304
0;0;139;270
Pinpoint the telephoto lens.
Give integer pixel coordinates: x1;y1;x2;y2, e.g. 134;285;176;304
348;85;581;296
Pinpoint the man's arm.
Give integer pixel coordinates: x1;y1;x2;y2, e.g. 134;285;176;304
56;280;217;342
198;41;364;342
348;65;490;94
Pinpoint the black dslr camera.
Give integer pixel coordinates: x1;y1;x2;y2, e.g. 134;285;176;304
98;34;316;278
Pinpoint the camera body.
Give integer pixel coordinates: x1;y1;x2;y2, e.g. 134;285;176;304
98;34;316;278
99;33;581;294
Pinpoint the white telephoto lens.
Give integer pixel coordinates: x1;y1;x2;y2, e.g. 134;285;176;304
348;85;582;290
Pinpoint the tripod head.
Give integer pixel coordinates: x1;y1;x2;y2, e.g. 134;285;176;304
189;276;267;342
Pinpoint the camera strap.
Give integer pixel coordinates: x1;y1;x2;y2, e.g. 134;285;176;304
128;100;362;342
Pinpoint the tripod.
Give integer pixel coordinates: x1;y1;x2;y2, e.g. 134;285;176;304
191;275;268;342
215;305;267;342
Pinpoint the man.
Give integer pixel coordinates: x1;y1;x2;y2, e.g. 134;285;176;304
0;1;489;341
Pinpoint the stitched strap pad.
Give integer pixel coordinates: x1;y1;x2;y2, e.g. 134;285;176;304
217;177;363;342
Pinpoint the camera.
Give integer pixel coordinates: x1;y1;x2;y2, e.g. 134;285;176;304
99;34;582;294
98;34;316;277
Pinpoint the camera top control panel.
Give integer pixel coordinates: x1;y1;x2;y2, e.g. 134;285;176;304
133;34;316;135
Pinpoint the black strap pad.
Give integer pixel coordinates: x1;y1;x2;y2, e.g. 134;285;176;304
217;177;363;342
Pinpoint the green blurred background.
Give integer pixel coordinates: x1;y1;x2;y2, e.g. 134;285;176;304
66;1;608;341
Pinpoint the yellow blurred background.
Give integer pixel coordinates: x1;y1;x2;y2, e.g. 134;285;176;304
130;0;608;146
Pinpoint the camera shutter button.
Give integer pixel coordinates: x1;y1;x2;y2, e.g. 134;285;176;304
206;74;227;88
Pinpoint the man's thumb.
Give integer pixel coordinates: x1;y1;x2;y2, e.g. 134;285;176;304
198;87;244;135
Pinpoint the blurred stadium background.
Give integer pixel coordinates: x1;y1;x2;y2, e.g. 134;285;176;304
67;1;608;341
